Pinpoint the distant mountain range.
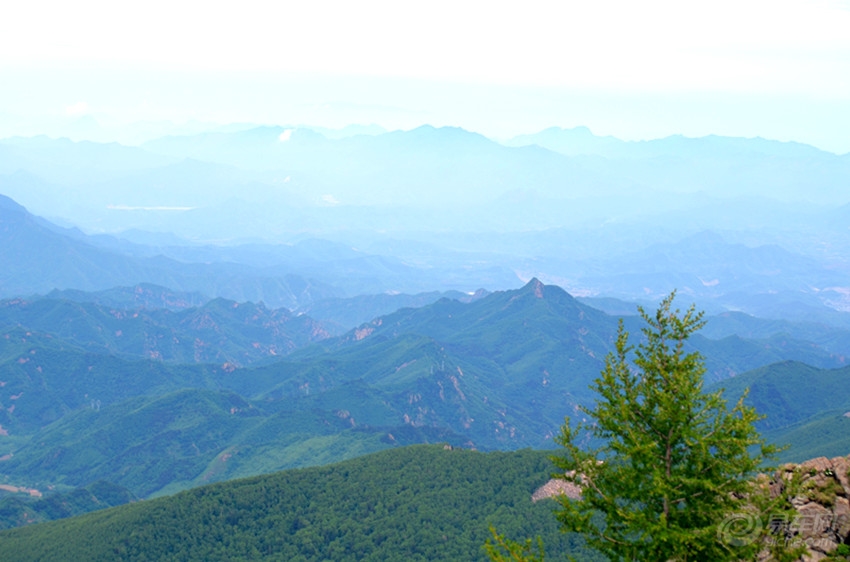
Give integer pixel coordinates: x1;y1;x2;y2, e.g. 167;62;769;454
507;126;838;160
0;194;374;307
3;125;849;235
539;230;850;325
2;122;849;326
1;279;847;499
2;188;850;325
0;296;331;365
0;192;520;303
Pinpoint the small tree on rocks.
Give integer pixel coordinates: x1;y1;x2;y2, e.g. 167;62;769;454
552;292;778;561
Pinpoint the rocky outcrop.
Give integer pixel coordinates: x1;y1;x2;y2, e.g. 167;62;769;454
532;455;850;561
764;455;850;561
531;477;581;502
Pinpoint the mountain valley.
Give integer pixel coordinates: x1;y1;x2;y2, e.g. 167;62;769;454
0;126;848;560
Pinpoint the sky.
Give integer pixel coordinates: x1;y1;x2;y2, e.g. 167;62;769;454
2;0;850;152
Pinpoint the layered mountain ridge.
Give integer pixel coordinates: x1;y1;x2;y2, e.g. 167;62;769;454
0;278;847;499
0;123;848;548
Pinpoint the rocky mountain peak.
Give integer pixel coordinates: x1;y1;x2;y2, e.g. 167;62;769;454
526;278;545;298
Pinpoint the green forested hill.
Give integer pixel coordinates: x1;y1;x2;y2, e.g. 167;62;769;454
0;480;136;530
3;387;462;497
0;329;222;433
0;296;331;366
764;411;850;462
306;279;846;379
3;281;849;501
45;283;210;311
0;445;602;562
710;361;850;462
294;288;489;331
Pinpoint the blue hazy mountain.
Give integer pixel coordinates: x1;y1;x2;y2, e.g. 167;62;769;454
0;192;522;300
0;135;173;184
553;231;845;305
2;185;848;325
1;124;849;330
6;125;848;225
45;284;209;311
507;127;850;204
506;126;628;156
4;124;848;236
140;124;621;210
0;193;341;308
507;126;832;159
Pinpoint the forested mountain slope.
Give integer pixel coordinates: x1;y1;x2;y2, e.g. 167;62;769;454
0;296;331;366
2;280;848;499
0;445;603;562
711;361;850;462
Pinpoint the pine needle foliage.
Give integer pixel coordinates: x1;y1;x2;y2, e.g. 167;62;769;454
552;292;778;561
484;525;546;562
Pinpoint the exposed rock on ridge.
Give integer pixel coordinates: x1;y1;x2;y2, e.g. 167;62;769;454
531;454;850;561
766;455;850;561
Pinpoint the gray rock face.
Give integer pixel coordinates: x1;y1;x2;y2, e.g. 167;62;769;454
766;455;850;561
535;455;850;561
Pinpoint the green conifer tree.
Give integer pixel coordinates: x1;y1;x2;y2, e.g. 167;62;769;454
551;292;779;561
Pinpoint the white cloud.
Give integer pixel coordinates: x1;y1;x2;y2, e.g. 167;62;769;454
278;129;293;142
65;101;89;116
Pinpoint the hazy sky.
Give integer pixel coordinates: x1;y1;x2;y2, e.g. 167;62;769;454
2;0;849;152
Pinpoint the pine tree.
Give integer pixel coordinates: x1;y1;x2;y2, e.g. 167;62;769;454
484;525;546;562
552;292;779;561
